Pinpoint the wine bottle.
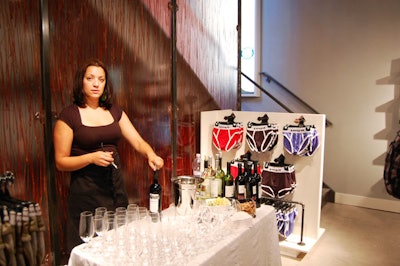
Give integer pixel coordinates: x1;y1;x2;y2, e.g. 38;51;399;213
211;153;224;198
192;153;202;200
192;153;202;178
235;163;246;200
224;161;234;199
200;156;215;199
247;161;259;205
149;170;162;215
252;161;261;208
216;153;225;197
243;161;253;200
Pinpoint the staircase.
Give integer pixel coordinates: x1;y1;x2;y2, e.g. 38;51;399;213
321;183;335;208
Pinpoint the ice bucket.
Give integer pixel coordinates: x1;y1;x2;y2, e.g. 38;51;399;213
171;175;203;215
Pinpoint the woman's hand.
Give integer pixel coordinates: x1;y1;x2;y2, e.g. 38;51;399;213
91;151;115;167
148;154;164;171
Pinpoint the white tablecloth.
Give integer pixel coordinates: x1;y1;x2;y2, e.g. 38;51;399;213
68;205;281;266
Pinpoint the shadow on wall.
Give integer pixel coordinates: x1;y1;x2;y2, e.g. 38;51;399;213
369;179;393;198
374;58;400;166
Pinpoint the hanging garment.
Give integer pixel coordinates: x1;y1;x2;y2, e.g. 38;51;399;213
276;205;297;238
212;122;244;152
28;204;38;265
15;212;26;266
0;171;47;266
282;124;319;157
246;123;279;153
35;203;46;266
261;160;296;199
2;208;17;266
212;113;244;152
21;207;35;266
0;221;7;266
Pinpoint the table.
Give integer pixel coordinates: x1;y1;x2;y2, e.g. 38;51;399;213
68;204;282;266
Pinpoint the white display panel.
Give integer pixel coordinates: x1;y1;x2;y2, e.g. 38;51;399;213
201;109;326;255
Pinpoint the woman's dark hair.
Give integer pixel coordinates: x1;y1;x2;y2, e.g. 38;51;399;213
72;58;113;109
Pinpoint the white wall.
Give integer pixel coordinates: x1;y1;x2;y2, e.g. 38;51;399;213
242;0;400;211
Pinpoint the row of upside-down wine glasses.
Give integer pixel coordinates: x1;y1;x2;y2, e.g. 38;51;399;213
79;203;146;247
78;201;238;265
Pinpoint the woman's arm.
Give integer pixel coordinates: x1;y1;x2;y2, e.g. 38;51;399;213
119;112;164;170
53;120;115;171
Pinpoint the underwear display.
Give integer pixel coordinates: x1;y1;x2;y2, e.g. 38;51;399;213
282;117;319;157
276;205;298;238
246;122;279;153
260;197;301;241
203;113;322;244
212;113;244;152
261;155;296;199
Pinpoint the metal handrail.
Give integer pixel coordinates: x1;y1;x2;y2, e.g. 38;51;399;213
261;72;320;114
241;71;333;127
241;72;294;113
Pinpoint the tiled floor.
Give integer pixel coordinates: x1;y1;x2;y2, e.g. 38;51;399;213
281;202;400;266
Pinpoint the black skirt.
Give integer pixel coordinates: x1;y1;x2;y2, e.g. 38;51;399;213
65;153;128;253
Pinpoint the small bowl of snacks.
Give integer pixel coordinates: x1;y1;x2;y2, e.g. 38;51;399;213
238;199;256;218
205;197;232;212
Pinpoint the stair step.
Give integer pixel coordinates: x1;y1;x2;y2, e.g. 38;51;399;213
321;187;334;208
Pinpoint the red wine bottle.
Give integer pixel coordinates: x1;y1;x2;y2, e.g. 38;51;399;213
247;161;259;207
149;170;162;214
235;163;246;200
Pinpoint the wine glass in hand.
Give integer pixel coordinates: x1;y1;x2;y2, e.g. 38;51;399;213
79;211;95;248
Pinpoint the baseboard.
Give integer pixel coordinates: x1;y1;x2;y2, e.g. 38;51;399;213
334;193;400;213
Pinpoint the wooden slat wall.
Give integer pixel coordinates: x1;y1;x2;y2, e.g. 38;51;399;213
0;0;51;260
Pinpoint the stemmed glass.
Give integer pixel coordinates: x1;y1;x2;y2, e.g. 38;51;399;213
94;214;107;238
104;211;116;239
127;203;139;212
138;207;149;220
115;207;127;216
79;211;95;249
95;207;107;217
103;211;116;255
115;213;127;246
91;214;107;254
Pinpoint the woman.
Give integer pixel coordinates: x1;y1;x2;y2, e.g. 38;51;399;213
53;58;164;253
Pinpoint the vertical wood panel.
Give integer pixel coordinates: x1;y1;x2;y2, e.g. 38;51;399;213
174;0;238;172
0;0;51;262
177;0;238;110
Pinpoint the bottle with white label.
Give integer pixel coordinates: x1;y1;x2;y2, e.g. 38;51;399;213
192;153;202;178
234;163;246;200
200;156;215;199
224;161;234;199
211;153;224;198
149;170;162;216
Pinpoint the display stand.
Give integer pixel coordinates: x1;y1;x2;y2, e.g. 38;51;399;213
200;110;326;258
